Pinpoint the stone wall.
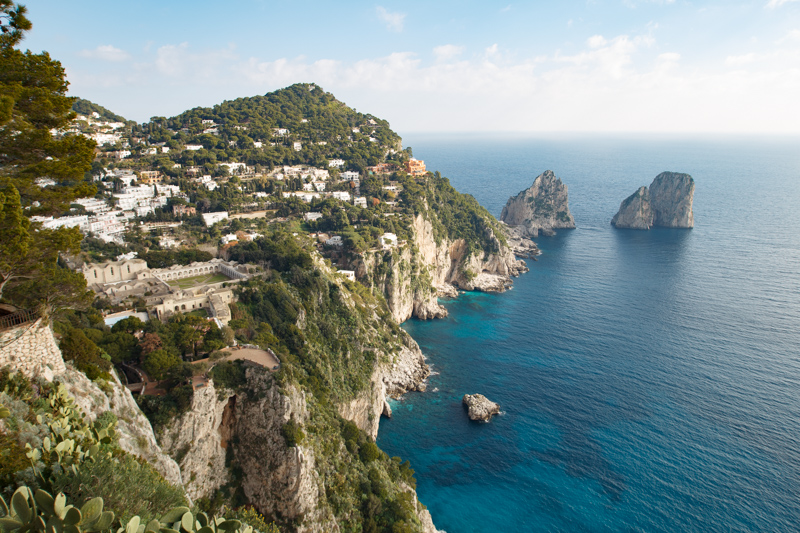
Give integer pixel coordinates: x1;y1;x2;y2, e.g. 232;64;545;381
0;318;65;380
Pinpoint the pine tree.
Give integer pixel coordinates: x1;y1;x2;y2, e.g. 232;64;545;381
0;2;93;314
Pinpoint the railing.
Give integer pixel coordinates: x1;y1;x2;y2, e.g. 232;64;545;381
0;309;40;332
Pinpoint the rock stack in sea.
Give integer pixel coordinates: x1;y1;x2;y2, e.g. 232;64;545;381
611;171;695;229
500;170;575;237
462;394;501;422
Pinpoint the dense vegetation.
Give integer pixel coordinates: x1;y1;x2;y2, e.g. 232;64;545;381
398;172;507;255
0;370;277;532
72;98;129;123
126;83;403;174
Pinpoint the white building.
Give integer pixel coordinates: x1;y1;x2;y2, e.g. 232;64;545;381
185;144;203;151
30;215;89;231
331;191;351;202
221;233;238;245
304;212;323;222
202;211;229;226
328;159;345;168
253;141;263;148
274;128;289;136
341;171;360;181
354;197;368;208
326;236;343;247
73;197;111;214
293;142;302;151
312;181;326;192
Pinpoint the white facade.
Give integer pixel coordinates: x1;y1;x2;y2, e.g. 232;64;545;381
354;197;368;208
304;212;323;221
74;197;111;214
293;142;302;151
326;236;343;247
341;171;360;181
185;144;203;151
332;191;351;202
338;270;356;281
328;159;345;168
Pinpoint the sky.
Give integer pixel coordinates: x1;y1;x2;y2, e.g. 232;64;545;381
19;0;800;133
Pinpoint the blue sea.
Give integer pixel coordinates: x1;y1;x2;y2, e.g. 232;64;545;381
376;134;800;532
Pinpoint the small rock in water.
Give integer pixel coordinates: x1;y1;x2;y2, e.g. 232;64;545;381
462;393;501;422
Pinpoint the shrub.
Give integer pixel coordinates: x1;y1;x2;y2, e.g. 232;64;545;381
359;441;381;463
281;418;305;448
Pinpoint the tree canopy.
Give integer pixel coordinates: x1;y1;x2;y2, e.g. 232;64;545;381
0;2;93;313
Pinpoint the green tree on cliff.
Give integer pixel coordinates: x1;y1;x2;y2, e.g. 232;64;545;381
0;2;93;313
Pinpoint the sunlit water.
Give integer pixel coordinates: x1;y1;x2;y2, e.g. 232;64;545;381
377;134;800;532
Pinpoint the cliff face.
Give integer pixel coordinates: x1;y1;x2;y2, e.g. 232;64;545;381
500;170;576;237
611;186;653;229
612;172;694;229
57;366;183;487
356;213;528;323
159;356;436;533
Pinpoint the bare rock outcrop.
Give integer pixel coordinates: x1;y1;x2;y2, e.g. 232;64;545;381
158;381;233;501
611;186;653;229
650;171;695;228
500;170;575;237
462;394;500;422
57;366;183;488
612;172;694;229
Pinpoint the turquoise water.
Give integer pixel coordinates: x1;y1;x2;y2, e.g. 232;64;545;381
377;134;800;532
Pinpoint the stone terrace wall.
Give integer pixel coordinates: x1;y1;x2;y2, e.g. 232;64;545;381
0;318;65;380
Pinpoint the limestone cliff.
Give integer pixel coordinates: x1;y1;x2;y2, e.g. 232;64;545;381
612;172;694;229
57;365;184;487
159;363;438;533
611;186;653;229
356;213;528;323
500;170;576;237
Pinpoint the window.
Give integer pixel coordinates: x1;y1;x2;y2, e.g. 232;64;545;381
127;265;131;273
94;270;97;278
110;267;114;275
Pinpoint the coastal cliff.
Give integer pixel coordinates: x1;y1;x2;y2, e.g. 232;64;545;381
500;170;576;237
159;355;436;532
152;255;441;532
355;175;530;324
612;172;694;229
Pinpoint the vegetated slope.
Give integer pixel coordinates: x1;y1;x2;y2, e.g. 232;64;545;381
72;98;129;122
155;224;438;532
148;83;404;172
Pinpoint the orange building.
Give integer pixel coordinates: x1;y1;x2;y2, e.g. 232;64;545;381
404;158;426;177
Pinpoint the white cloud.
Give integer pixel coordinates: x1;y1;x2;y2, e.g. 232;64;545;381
433;44;464;61
587;35;608;48
67;32;800;133
778;29;800;43
376;6;405;32
79;45;130;62
766;0;800;8
725;53;757;66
